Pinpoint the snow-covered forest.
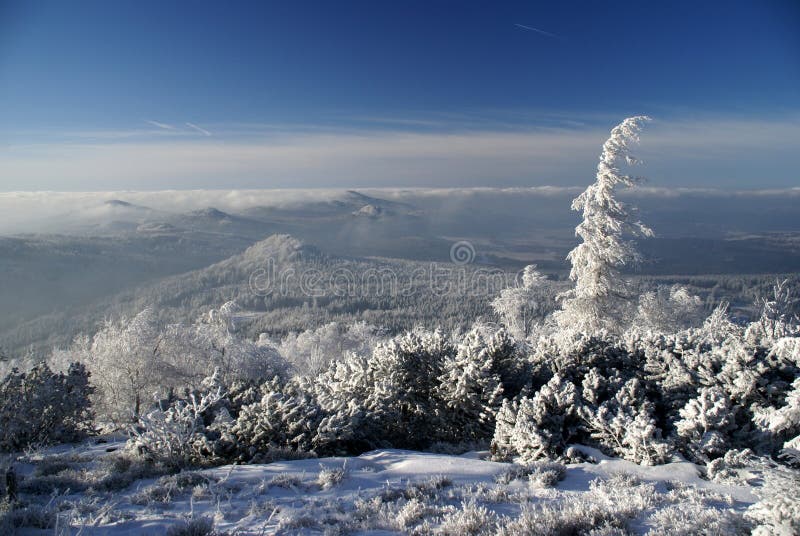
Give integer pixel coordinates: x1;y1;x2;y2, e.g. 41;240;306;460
1;117;799;535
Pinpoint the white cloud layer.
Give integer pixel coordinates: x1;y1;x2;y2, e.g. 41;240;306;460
0;115;798;191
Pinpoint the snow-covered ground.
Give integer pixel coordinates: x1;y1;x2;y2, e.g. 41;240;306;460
4;438;760;535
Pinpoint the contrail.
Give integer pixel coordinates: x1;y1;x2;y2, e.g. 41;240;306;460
146;120;176;130
514;23;560;39
186;122;212;136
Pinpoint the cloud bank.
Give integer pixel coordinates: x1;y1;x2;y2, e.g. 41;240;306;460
0;115;798;191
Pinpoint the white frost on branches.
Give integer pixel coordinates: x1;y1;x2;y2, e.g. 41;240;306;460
555;116;653;335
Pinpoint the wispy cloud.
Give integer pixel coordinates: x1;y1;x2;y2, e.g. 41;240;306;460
145;120;176;130
1;115;798;191
514;23;560;40
185;122;212;136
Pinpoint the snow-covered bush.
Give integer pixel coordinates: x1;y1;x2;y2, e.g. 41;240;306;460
437;328;504;442
60;305;289;426
754;377;800;463
747;465;800;535
275;320;385;377
746;279;800;344
491;265;557;340
233;376;324;460
675;386;736;462
633;284;705;335
0;362;94;452
128;372;225;468
438;500;498;536
491;374;578;462
581;378;671;465
364;330;453;448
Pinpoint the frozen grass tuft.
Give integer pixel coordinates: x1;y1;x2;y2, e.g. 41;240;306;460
269;472;303;489
166;516;216;536
646;502;749;535
317;462;348;489
495;461;566;487
438;500;499;535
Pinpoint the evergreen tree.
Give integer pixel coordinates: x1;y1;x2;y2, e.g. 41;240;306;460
555;116;653;335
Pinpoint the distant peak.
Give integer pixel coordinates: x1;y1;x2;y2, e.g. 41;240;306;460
191;207;230;219
353;204;383;218
104;199;133;207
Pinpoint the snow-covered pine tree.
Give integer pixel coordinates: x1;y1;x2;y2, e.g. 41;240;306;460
485;328;530;400
754;377;800;465
490;398;519;461
0;362;94;451
675;386;736;462
503;374;579;463
747;279;800;344
555;116;653;336
581;377;671;465
314;351;383;453
437;328;504;442
368;330;454;448
233;376;324;460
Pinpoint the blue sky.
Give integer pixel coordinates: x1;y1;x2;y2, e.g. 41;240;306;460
0;0;798;190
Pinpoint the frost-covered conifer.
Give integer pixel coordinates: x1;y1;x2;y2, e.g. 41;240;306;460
485;328;530;400
754;377;800;463
747;279;800;344
555;116;653;335
490;398;519;461
0;362;94;451
437;329;504;442
233;377;323;460
499;374;579;462
367;330;453;447
675;386;736;462
582;378;671;465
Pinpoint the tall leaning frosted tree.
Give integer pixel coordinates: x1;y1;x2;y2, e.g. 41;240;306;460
555;116;653;335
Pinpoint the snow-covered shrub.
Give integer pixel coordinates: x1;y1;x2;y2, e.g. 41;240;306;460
438;500;499;536
581;378;671;465
314;329;456;452
747;466;800;536
491;265;558;340
233;376;324;460
437;328;504;443
647;502;749;535
491;374;578;462
746;279;800;344
527;461;566;488
490;399;518;461
128;372;225;468
317;462;348;489
276;320;385;377
0;362;94;451
754;377;800;462
633;284;704;335
485;328;531;400
165;517;216;536
675;386;736;462
63;305;289;426
367;330;453;448
494;460;565;487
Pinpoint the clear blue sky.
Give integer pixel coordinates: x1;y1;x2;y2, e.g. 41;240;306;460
0;0;798;190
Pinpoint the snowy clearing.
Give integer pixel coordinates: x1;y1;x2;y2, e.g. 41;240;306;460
3;439;760;535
